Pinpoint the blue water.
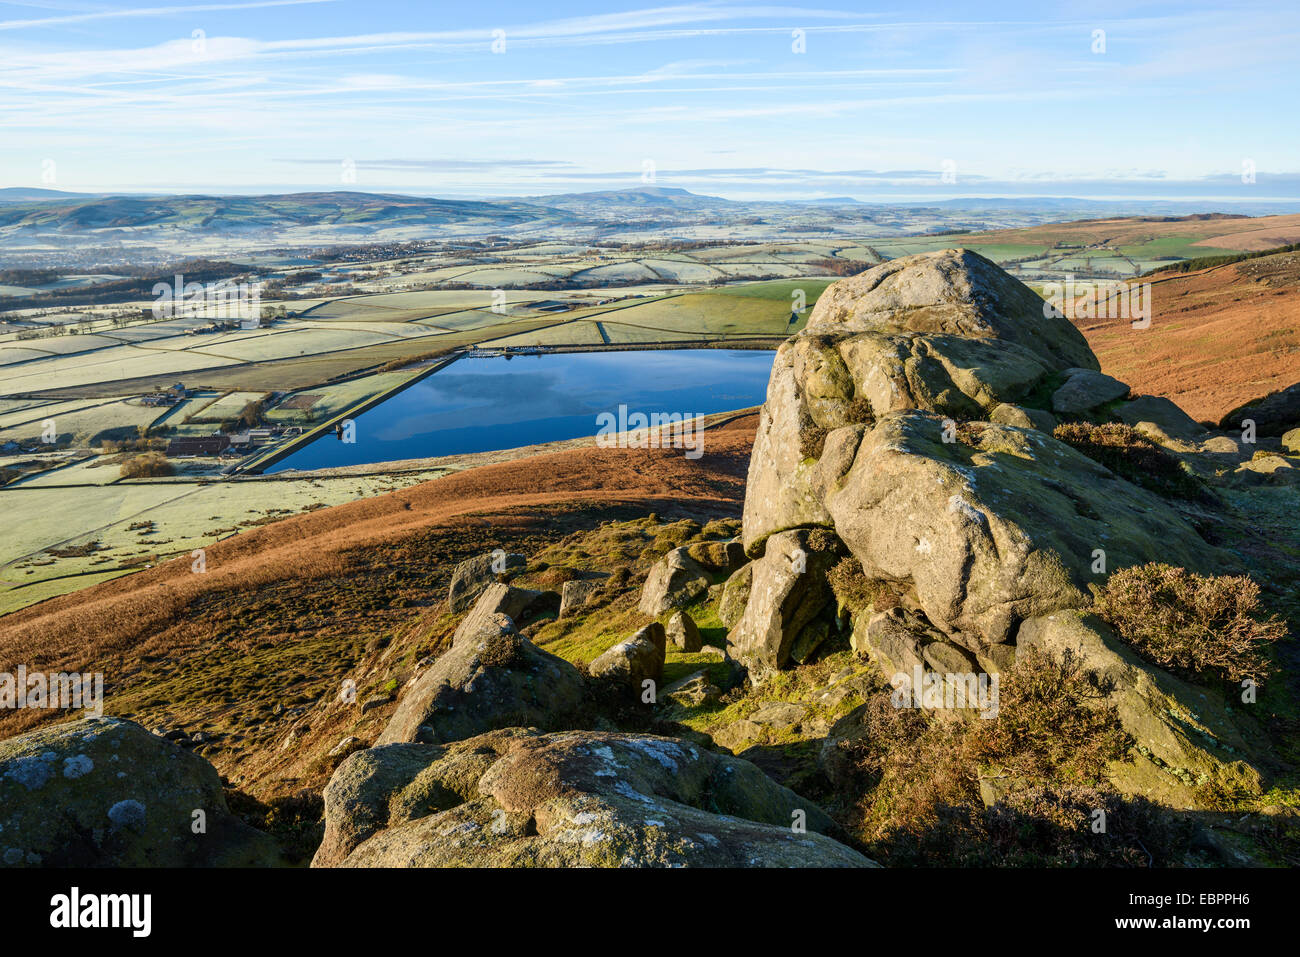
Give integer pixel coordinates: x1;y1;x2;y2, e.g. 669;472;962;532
268;349;774;471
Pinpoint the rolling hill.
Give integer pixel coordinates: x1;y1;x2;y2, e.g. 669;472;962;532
1076;247;1300;422
0;191;574;244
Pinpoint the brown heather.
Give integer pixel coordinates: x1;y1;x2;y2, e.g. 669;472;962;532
1093;562;1286;684
1052;422;1204;500
842;648;1133;862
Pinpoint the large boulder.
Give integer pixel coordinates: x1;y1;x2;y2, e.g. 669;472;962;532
836;331;1054;421
727;529;843;674
1017;610;1270;807
638;547;711;617
742;250;1098;555
1112;394;1206;444
807;248;1098;369
378;613;585;745
825;412;1222;652
589;623;667;686
1221;382;1300;436
730;249;1275;816
740;335;861;556
718;562;754;630
0;717;281;867
447;551;526;612
314;728;875;867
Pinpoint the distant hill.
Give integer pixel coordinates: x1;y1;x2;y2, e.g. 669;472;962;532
528;185;737;211
0;190;573;242
3;185;1299;257
0;187;102;204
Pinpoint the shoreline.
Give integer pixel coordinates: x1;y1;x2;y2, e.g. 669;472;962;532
243;405;763;481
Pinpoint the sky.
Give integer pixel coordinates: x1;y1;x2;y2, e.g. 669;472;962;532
2;0;1298;201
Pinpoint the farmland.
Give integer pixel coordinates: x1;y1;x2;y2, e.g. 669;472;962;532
4;214;1298;615
0;237;860;612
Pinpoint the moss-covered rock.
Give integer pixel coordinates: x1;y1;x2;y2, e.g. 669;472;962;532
447;551;526;612
637;547;711;617
0;716;282;867
727;529;843;675
314;728;875;867
589;622;667;687
1017;610;1270;808
827;412;1224;649
377;612;585;746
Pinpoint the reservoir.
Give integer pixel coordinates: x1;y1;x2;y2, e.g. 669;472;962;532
268;348;775;471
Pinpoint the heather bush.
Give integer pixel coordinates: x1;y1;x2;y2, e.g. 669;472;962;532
827;556;901;614
1053;421;1205;499
965;648;1131;783
849;649;1132;855
1093;563;1286;683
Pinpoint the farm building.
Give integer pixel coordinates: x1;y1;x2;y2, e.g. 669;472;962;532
166;435;230;457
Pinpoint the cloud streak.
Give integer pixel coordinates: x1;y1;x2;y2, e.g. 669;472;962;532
0;0;340;32
2;2;1297;198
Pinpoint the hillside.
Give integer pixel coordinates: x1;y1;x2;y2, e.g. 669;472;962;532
1077;248;1300;423
962;212;1300;262
0;191;571;243
7;189;1300;266
2;252;1298;871
0;415;758;773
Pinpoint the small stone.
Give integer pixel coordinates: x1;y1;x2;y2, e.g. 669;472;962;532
922;640;978;675
748;701;808;730
666;611;702;652
448;551;527;613
589;623;667;686
559;578;604;619
328;736;364;759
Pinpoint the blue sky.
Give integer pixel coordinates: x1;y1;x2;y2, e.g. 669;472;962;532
2;0;1298;201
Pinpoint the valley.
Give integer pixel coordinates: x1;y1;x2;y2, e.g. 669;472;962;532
4;206;1300;617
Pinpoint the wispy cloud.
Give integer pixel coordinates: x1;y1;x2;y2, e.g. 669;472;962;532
280;158;579;171
2;2;1297;198
0;0;340;32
